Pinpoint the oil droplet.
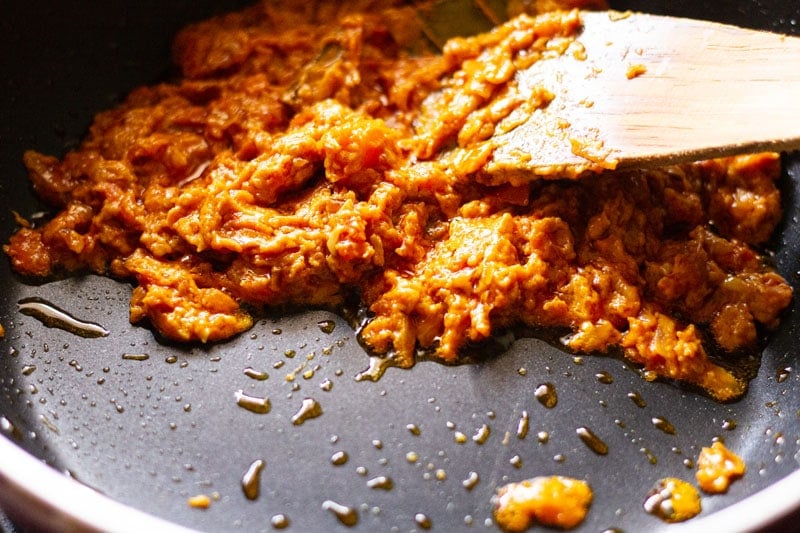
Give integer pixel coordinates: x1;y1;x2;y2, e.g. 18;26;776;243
366;476;394;490
415;513;432;530
722;418;737;431
517;367;527;376
473;424;491;444
372;439;383;450
595;371;613;384
122;353;149;361
435;469;446;481
21;365;37;376
318;320;336;334
407;423;421;436
627;391;647;408
40;414;59;435
776;366;791;383
641;447;658;465
537;431;550;444
553;454;566;463
241;459;265;500
462;471;479;490
534;383;557;408
165;355;178;364
454;431;468;444
683;458;695;468
322;500;358;526
652;417;677;435
331;451;349;466
355;356;397;382
642;370;658;381
234;390;271;414
270;514;290;529
0;417;22;441
577;427;608;455
406;452;419;463
18;298;110;338
510;455;523;468
516;411;529;439
243;367;269;381
320;379;333;391
291;397;322;425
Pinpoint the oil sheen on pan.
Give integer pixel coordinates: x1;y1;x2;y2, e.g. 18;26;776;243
0;0;798;532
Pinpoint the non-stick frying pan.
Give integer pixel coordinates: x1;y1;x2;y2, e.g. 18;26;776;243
0;1;798;531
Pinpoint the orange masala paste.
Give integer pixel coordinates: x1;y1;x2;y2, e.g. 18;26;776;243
493;475;593;530
3;0;793;401
696;441;746;493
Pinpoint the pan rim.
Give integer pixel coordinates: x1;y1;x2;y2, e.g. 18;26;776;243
0;434;193;533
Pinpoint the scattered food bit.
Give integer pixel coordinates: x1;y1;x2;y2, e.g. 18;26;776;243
626;63;647;79
187;494;211;509
696;441;746;493
643;478;701;523
493;476;593;531
11;211;30;228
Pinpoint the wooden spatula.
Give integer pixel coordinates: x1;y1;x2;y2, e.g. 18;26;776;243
481;11;800;179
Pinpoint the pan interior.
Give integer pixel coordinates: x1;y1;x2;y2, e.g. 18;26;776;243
0;1;798;531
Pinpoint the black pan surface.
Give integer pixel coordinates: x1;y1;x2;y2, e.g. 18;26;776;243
0;1;798;531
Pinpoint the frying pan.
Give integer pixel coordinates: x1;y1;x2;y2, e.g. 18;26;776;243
0;1;798;531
